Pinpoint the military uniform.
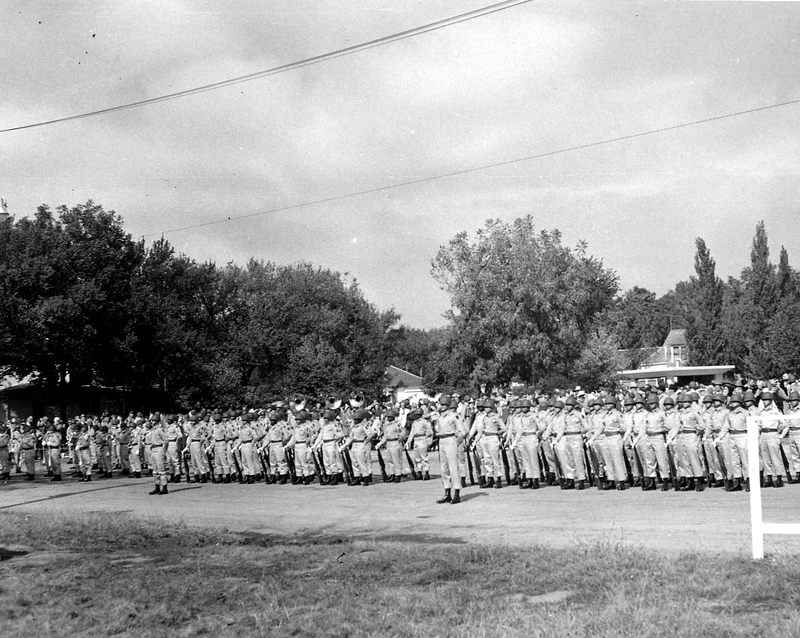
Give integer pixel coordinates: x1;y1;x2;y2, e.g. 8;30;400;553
20;426;36;480
0;425;11;481
511;399;541;489
591;398;627;490
237;416;257;483
474;404;506;488
147;418;168;495
670;395;705;491
435;396;466;504
758;392;785;487
377;410;406;482
639;396;672;490
406;409;433;480
44;428;62;481
76;427;93;481
314;412;343;485
266;413;289;483
286;412;315;484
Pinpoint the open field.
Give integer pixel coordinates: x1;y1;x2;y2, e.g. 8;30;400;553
2;509;800;638
4;457;800;556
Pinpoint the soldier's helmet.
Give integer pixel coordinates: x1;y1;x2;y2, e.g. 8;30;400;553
662;397;675;407
322;409;336;421
645;394;659;405
702;395;713;404
603;396;617;406
742;391;756;403
520;398;533;409
789;391;800;402
729;393;743;405
408;408;423;421
623;397;634;407
385;408;399;418
761;391;774;401
438;395;452;408
553;400;565;410
564;396;578;408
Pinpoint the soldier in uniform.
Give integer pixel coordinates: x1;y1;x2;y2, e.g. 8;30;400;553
146;416;168;495
467;398;489;487
129;418;144;478
376;408;407;482
186;413;210;483
759;391;786;487
0;422;10;482
589;396;627;490
286;410;315;485
116;421;131;476
76;423;93;482
554;396;588;490
780;392;800;483
434;395;467;504
620;397;641;486
44;423;62;481
211;411;231;483
237;413;257;484
727;393;750;491
668;394;705;491
473;399;506;488
405;407;433;481
313;410;343;485
638;394;671;490
164;414;183;482
20;423;36;481
510;398;541;489
96;425;113;478
266;410;290;484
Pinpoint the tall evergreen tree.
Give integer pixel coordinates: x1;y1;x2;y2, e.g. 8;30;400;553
686;238;726;365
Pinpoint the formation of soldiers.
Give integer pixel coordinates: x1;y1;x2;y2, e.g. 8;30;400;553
2;377;800;505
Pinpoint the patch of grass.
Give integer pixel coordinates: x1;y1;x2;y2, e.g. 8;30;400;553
1;510;800;637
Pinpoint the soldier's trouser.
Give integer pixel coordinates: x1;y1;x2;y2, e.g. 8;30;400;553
213;441;230;476
322;441;338;476
351;442;368;477
143;446;152;469
99;447;112;474
79;447;92;476
119;444;130;471
411;437;429;473
386;440;404;477
150;447;167;486
23;449;35;475
90;443;98;466
599;435;626;482
482;435;503;479
166;441;181;475
675;433;704;477
268;442;288;475
642;434;670;479
561;434;587;481
788;431;800;475
249;446;261;476
0;446;10;474
542;438;561;478
43;446;52;472
729;433;749;478
239;443;255;477
130;447;142;474
518;435;540;479
715;436;735;479
703;437;721;479
457;439;467;478
439;436;459;489
623;439;640;478
586;440;604;478
48;447;61;476
760;431;785;478
189;441;209;476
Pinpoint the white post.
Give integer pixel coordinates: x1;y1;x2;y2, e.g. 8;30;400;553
747;416;764;559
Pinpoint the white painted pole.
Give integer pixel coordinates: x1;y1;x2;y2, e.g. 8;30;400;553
748;416;764;559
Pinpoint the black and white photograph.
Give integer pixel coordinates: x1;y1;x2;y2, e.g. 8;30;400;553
2;1;800;636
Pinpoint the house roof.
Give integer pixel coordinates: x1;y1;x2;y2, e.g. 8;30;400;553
662;329;687;349
386;365;423;389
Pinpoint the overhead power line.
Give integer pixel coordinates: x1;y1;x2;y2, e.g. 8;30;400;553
144;97;800;239
0;0;532;134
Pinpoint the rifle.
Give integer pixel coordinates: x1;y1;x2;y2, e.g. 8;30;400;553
509;445;522;484
538;444;550;483
230;444;243;483
375;446;389;482
780;442;792;479
404;448;418;480
665;440;679;491
699;440;713;485
582;439;595;487
182;448;191;482
621;439;634;485
500;445;512;484
204;446;216;483
285;446;297;481
465;442;476;485
630;439;646;490
550;439;564;488
339;446;354;484
257;447;270;482
714;440;728;481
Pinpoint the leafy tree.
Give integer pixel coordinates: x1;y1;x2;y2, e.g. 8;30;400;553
685;238;726;365
429;216;618;390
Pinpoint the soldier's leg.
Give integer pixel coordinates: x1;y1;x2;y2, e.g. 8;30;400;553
388;441;403;478
557;439;575;480
623;440;639;480
456;440;467;481
418;440;430;474
570;437;587;481
49;446;61;477
764;433;785;480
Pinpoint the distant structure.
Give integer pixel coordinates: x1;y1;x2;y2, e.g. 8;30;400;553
0;196;8;222
385;365;426;403
617;329;734;387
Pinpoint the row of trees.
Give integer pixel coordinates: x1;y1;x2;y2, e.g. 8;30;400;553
0;202;397;408
1;201;794;405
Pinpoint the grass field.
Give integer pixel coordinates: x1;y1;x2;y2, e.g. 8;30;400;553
1;510;799;638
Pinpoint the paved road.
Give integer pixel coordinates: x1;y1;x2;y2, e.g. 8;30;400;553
3;462;800;555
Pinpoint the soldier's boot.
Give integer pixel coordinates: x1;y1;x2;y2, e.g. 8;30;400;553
423;472;430;481
25;473;35;481
485;477;494;488
602;479;614;490
531;478;540;489
331;474;339;486
564;478;575;490
414;472;422;481
616;481;626;491
519;475;527;489
775;476;784;488
644;478;657;491
460;477;467;488
494;477;502;489
787;473;796;484
680;478;693;491
633;476;641;488
250;476;256;484
50;475;62;482
160;485;169;495
84;475;92;482
291;475;299;485
695;477;705;492
511;476;519;486
745;478;750;492
223;474;231;483
280;474;288;485
763;474;774;488
479;475;487;488
365;475;373;484
381;472;390;483
451;489;461;504
306;476;314;485
436;489;452;504
576;479;585;490
149;485;161;495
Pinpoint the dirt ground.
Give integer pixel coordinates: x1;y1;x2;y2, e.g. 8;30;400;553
3;458;800;556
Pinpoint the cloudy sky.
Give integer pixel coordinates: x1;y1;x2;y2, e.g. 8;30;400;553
2;1;799;328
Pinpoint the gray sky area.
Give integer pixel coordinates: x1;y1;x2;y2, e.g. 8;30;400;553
2;1;799;328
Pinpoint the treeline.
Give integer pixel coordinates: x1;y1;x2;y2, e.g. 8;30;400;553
0;202;398;407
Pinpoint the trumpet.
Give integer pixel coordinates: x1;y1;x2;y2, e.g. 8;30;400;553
349;391;364;408
326;395;342;410
291;395;306;411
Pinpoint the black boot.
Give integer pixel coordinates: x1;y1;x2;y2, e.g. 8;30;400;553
764;474;774;488
331;473;339;486
280;474;288;485
160;485;169;495
616;481;626;491
223;474;231;484
576;479;585;490
563;478;575;490
519;475;527;489
486;477;494;488
644;478;656;491
479;475;487;488
531;478;540;489
776;476;784;488
680;478;693;491
451;489;461;504
547;472;556;486
602;479;614;490
745;478;750;492
695;477;705;492
25;473;35;481
461;477;467;488
437;489;452;504
149;485;161;495
494;477;502;489
661;478;670;491
50;475;61;482
423;472;430;481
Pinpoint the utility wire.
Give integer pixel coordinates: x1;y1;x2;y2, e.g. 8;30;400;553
0;0;532;134
144;97;800;239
